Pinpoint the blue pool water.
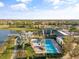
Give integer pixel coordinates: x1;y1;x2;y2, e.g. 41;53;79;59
44;39;57;54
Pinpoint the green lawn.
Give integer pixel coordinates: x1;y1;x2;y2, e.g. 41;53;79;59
0;49;13;59
0;43;14;59
25;46;35;57
0;37;15;59
0;28;38;31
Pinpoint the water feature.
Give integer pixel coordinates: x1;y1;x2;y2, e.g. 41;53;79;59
44;39;58;54
0;30;15;44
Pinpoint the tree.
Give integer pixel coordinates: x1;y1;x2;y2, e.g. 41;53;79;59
70;45;79;57
69;26;76;32
69;26;77;41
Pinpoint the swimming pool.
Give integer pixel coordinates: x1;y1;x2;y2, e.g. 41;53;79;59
31;39;61;54
44;39;58;54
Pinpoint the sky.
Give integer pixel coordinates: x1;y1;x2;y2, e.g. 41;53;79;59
0;0;79;19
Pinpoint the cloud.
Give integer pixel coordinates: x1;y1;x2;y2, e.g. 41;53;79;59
74;3;79;11
44;0;79;10
44;0;61;5
11;3;28;11
2;3;79;19
10;0;32;11
16;0;32;3
19;5;79;19
44;0;78;7
0;2;4;7
3;5;79;19
0;0;79;19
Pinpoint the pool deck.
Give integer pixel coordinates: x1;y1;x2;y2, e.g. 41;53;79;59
52;39;62;53
31;45;45;54
30;39;45;54
31;39;62;54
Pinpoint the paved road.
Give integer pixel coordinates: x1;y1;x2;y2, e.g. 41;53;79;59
11;37;26;59
11;38;17;59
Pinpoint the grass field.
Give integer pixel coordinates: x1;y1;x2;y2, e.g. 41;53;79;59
0;37;15;59
0;28;38;31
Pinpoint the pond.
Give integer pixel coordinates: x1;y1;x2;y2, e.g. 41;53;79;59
0;30;16;44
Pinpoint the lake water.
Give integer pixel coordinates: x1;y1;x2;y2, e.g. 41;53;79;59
0;30;15;44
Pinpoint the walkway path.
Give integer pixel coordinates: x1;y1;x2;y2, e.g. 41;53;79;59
11;38;17;59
